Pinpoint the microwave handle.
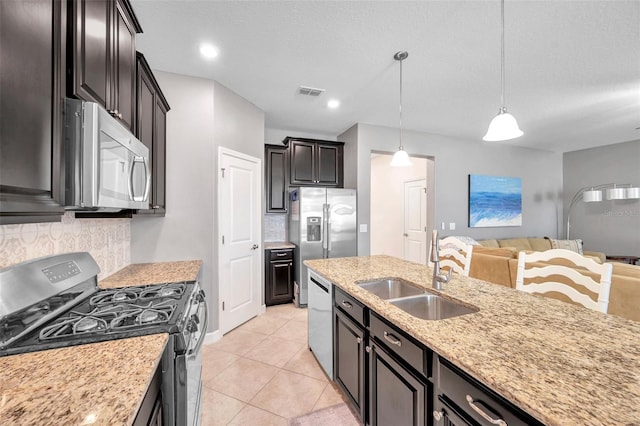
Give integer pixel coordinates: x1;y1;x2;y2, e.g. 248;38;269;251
129;156;150;202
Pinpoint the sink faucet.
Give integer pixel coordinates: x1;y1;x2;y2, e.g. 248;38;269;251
431;230;452;290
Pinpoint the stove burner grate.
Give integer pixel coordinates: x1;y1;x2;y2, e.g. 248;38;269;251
39;314;109;340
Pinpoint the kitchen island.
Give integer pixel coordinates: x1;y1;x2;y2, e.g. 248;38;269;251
305;255;640;425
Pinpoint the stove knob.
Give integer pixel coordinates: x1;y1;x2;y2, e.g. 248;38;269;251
196;290;206;302
191;314;200;324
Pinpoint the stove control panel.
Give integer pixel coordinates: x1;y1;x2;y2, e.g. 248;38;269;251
42;261;81;283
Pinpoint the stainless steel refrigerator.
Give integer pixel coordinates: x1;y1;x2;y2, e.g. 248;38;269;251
289;187;357;307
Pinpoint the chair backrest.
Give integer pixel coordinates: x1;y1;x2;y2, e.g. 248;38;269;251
515;248;613;313
439;237;474;276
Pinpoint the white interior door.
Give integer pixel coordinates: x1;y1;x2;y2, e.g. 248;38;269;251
404;179;428;264
219;147;261;334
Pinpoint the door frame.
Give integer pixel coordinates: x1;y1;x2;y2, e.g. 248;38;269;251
217;146;263;334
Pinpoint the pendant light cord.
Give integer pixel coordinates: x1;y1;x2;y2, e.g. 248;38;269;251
500;0;505;110
399;57;404;149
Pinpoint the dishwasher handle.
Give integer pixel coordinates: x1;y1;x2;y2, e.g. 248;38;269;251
310;276;329;293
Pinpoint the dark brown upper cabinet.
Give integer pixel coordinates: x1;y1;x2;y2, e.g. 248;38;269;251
265;144;288;213
283;137;344;187
0;0;67;224
70;0;142;131
135;52;170;216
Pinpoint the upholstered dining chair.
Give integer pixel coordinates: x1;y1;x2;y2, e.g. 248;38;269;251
438;236;474;276
515;249;613;313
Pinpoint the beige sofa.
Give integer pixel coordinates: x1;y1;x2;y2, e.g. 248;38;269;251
476;237;606;263
467;244;640;322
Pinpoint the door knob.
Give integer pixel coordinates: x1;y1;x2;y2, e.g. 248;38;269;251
251;244;259;250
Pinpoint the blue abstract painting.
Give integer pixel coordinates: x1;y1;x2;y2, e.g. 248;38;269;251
468;175;522;227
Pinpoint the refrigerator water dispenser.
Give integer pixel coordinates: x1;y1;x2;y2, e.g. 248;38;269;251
307;217;322;241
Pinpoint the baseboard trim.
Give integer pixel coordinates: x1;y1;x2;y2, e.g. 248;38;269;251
259;304;267;314
203;329;223;345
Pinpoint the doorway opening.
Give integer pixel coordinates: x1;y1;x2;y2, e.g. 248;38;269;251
370;153;435;264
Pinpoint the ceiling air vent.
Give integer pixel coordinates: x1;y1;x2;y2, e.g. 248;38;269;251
298;86;325;96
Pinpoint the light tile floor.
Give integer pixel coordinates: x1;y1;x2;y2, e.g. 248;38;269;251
200;303;350;425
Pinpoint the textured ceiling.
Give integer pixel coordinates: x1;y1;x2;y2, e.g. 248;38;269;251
131;0;640;153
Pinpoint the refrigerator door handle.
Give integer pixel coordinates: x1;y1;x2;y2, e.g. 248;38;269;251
326;203;332;254
322;203;328;256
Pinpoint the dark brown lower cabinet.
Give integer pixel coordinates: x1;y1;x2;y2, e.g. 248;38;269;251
133;361;162;426
334;308;366;420
265;249;294;306
368;342;428;426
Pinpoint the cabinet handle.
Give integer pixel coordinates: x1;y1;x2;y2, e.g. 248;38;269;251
341;300;353;309
276;253;287;257
432;411;443;422
383;331;402;347
152;205;160;209
251;244;259;250
356;337;362;344
465;395;508;426
365;346;371;353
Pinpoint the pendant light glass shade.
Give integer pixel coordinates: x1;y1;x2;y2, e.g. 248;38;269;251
626;186;640;199
582;189;603;202
483;107;524;141
606;186;627;200
483;0;523;142
390;148;411;167
390;51;411;167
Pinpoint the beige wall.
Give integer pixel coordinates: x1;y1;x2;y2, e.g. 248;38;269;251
370;155;428;258
131;72;265;333
0;212;130;280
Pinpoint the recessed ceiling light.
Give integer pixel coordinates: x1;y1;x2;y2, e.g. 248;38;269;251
327;99;340;109
199;43;218;60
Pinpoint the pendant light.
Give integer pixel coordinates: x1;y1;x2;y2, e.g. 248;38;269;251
483;0;523;142
390;51;411;167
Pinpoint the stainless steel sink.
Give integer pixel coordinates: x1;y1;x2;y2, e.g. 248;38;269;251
357;278;424;300
389;294;478;320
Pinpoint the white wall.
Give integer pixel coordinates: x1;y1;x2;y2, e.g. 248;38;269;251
370;155;427;258
131;72;265;333
563;139;640;255
353;123;563;255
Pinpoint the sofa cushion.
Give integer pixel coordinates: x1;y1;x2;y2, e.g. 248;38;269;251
473;246;518;258
498;238;532;251
611;262;640;278
529;238;552;252
547;238;584;254
478;239;500;248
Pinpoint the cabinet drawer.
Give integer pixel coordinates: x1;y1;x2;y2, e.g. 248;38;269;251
334;287;365;326
369;311;426;377
438;359;540;426
269;249;293;261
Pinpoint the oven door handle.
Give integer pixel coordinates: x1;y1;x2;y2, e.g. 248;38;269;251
188;300;208;356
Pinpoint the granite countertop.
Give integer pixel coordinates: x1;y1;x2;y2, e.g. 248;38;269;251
0;260;202;425
264;241;296;250
305;255;640;425
0;334;168;426
99;260;203;289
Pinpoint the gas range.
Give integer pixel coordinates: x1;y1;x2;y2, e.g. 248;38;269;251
0;255;199;357
0;253;207;426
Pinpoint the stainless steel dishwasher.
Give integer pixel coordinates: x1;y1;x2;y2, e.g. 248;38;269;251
307;270;333;379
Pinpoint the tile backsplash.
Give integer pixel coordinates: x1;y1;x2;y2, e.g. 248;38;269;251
0;212;130;279
264;214;287;242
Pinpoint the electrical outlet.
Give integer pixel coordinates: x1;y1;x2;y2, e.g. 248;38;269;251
449;222;456;230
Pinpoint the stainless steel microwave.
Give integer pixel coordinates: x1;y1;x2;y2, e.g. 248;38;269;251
64;98;151;211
